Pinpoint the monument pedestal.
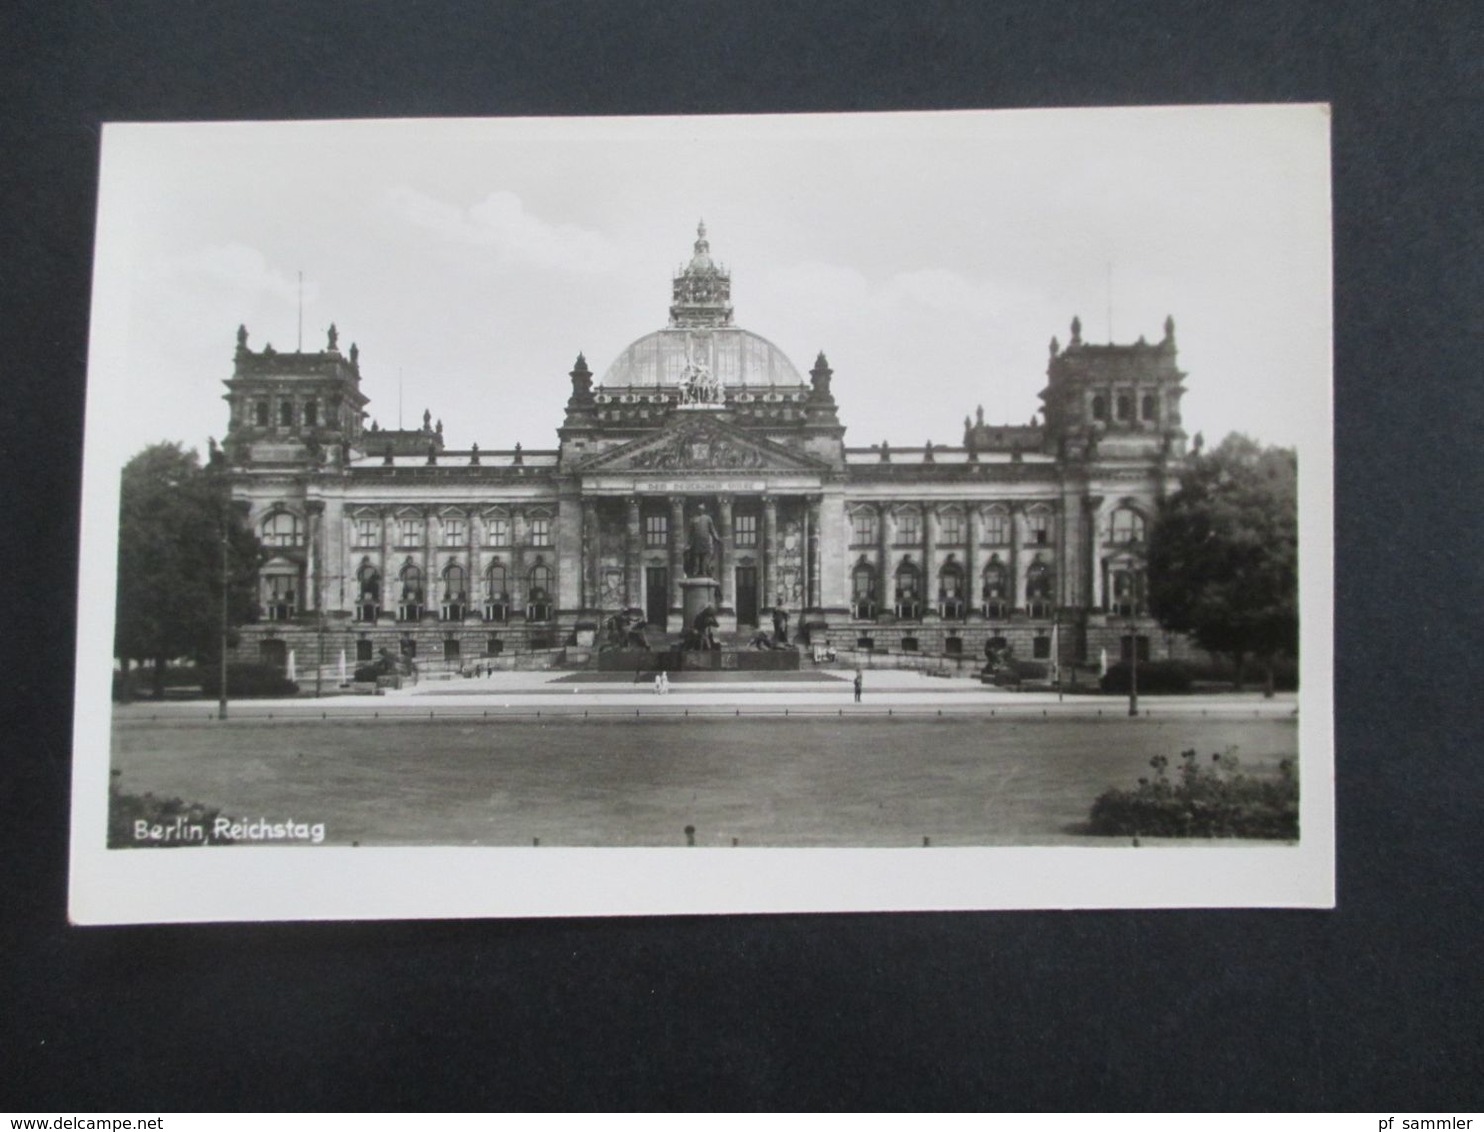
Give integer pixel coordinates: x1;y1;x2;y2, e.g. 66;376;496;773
681;577;722;630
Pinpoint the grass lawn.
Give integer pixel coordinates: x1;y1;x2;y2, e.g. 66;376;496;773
110;713;1298;848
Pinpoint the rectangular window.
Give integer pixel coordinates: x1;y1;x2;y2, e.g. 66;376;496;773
304;399;318;427
487;518;510;547
645;514;668;548
1028;512;1050;545
734;514;758;548
443;518;466;546
850;511;877;545
895;512;920;544
443;638;461;661
279;401;293;428
939;512;964;544
1033;635;1051;660
255;401;269;427
355;519;378;548
983;512;1010;545
399;518;423;547
529;517;552;546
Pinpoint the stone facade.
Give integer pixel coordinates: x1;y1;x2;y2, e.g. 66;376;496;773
222;226;1190;672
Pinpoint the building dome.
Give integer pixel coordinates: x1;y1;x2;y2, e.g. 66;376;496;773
599;326;805;389
596;222;807;390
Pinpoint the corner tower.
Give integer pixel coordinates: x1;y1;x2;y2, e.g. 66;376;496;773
222;323;368;468
1039;315;1187;460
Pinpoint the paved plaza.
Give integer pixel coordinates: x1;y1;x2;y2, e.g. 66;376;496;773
109;671;1299;848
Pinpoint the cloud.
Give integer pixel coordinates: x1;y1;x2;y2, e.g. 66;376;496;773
382;188;619;274
762;260;1029;323
144;243;316;305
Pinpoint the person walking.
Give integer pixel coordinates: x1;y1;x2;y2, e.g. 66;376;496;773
853;667;863;704
654;671;663;695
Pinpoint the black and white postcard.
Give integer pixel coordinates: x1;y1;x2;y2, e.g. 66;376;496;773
70;106;1334;922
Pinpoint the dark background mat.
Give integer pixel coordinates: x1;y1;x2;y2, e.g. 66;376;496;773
1;0;1479;1110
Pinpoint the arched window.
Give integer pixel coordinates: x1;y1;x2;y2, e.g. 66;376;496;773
938;559;965;619
1092;394;1108;422
894;559;922;619
484;561;509;623
1111;565;1145;616
1116;394;1133;421
442;563;467;620
851;560;878;621
356;562;381;622
1026;557;1054;618
261;511;303;548
1140;393;1157;422
398;561;424;622
527;563;553;622
262;567;298;622
279;400;294;428
1110;508;1146;545
981;556;1009;618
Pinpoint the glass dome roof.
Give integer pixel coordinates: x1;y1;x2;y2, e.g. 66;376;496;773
598;326;805;389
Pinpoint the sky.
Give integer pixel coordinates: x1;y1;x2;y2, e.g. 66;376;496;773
86;106;1332;470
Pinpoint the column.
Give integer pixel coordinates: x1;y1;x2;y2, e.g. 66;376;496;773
1011;504;1025;610
669;496;686;614
921;501;937;620
818;489;848;613
762;495;778;611
421;506;432;620
380;506;391;621
966;504;982;619
807;495;822;611
718;495;735;612
877;503;891;610
582;498;599;611
305;500;324;613
625;496;641;611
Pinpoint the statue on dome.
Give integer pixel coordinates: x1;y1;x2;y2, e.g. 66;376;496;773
326;323;338;351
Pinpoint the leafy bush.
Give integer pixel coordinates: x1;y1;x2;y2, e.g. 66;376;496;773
982;660;1048;686
1183;656;1299;691
1089;749;1298;840
108;775;234;848
196;663;299;698
1099;660;1192;694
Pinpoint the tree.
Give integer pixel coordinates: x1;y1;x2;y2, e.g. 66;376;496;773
114;443;261;698
1145;433;1298;692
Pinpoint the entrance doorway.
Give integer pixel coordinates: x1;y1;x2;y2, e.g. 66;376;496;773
645;566;669;629
735;565;758;626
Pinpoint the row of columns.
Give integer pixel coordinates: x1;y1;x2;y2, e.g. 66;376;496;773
577;494;822;618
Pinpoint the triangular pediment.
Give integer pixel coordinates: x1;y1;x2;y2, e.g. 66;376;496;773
572;414;830;475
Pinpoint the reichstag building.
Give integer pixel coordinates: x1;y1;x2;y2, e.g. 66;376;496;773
221;224;1189;670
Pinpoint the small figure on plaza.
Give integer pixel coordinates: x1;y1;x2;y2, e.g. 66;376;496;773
685;503;721;579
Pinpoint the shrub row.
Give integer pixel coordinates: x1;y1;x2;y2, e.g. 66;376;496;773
196;663;299;698
108;777;234;848
1099;661;1193;694
1088;749;1298;840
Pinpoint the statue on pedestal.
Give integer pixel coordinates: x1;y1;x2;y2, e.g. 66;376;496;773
684;503;721;579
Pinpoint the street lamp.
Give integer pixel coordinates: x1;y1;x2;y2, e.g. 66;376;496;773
218;522;230;721
1126;614;1139;717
